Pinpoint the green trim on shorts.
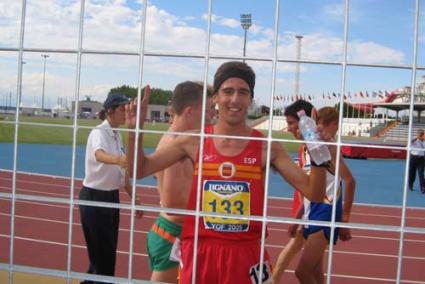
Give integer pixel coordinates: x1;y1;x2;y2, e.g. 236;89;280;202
147;215;183;271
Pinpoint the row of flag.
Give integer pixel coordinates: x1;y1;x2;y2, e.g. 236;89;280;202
273;90;393;102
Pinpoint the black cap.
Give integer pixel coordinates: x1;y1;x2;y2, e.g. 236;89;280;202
103;93;130;109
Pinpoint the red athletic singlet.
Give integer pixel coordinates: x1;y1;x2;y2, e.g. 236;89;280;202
181;125;265;241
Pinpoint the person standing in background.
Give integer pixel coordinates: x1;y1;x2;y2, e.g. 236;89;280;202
273;99;315;283
295;106;356;284
408;129;425;192
79;93;142;284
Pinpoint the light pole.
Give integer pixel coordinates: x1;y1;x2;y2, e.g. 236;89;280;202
294;35;303;98
8;91;12;113
240;14;252;61
41;54;49;110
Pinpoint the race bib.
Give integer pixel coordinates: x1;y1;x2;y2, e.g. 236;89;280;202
202;180;250;232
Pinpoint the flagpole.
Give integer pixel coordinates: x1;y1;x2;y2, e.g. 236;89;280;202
357;97;360;120
294;35;303;98
345;95;348;121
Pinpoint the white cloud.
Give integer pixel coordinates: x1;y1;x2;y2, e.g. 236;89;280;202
24;0;81;49
322;3;345;22
202;13;239;29
17;71;75;108
0;1;408;106
0;2;24;47
219;17;240;28
349;40;405;64
278;32;404;64
249;24;262;35
80;84;114;103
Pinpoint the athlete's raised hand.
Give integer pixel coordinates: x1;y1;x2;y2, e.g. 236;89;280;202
126;85;151;129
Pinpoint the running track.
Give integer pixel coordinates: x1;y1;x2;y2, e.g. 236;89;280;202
1;171;425;283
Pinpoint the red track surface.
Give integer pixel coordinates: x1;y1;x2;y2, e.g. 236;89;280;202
1;170;425;283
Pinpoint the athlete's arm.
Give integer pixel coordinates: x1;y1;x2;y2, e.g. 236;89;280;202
126;86;197;179
338;155;356;223
335;152;355;241
132;133;197;179
126;86;151;178
270;141;326;202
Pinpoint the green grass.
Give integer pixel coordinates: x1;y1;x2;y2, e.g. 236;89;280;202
0;115;301;152
0;115;168;148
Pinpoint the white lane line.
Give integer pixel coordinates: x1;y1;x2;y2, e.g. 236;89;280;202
329;272;425;284
0;234;147;257
2;231;424;261
1;201;424;239
280;270;425;284
2;177;425;219
5;233;422;283
0;211;158;223
0;197;162;212
4;211;424;245
0;212;155;233
266;243;425;260
0;185;160;199
2;187;425;222
2;213;425;261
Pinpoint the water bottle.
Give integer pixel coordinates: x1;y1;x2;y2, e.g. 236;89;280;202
297;110;331;165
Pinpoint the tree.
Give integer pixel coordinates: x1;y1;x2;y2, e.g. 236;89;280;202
108;85;172;105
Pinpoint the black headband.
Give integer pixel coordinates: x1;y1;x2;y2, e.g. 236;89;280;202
213;68;255;98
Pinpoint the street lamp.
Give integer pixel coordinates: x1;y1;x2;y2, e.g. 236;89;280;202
41;54;49;110
294;35;303;98
240;13;252;60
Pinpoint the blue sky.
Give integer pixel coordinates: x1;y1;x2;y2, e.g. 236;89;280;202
0;0;424;109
